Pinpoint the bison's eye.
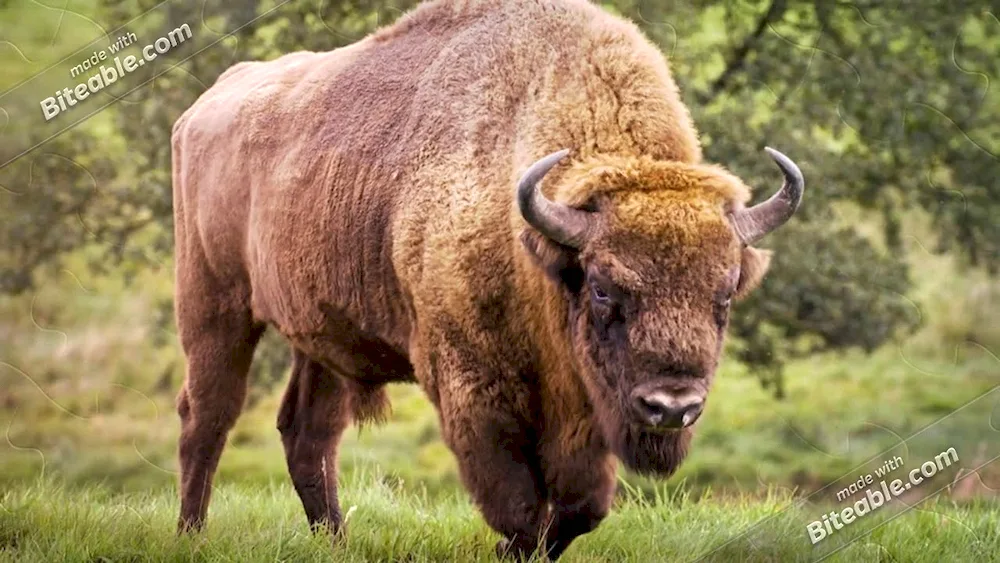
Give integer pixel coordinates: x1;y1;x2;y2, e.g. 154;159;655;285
588;278;627;342
592;284;611;304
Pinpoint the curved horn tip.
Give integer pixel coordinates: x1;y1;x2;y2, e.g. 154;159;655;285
763;147;804;184
516;148;593;249
729;146;805;245
517;149;570;200
539;148;571;168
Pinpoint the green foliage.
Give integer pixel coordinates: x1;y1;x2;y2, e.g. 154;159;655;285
729;221;921;396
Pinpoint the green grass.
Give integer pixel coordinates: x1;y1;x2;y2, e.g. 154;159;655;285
2;477;999;562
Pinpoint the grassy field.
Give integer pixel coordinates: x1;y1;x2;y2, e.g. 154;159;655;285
3;477;1000;562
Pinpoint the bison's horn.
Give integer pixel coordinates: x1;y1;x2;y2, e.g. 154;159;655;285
729;147;805;245
516;149;595;249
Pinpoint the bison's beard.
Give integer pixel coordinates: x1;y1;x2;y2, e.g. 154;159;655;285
610;424;692;476
592;398;693;477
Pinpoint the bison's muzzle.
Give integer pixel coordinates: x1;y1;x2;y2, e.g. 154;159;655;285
630;386;705;430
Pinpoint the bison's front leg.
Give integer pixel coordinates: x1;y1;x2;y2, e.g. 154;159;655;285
539;434;617;559
437;378;551;560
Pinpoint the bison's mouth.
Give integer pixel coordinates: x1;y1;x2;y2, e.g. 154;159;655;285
637;424;686;436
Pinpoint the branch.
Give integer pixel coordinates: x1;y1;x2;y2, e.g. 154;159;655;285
697;0;788;106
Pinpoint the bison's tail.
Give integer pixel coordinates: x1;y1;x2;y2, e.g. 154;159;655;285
350;383;391;427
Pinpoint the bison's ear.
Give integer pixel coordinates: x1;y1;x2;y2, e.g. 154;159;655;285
735;246;772;300
520;229;585;293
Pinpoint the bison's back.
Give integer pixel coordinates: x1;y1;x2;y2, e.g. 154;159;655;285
172;0;699;371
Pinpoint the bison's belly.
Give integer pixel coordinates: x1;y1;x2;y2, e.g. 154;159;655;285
278;305;416;384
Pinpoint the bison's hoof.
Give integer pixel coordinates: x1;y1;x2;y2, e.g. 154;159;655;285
495;537;547;561
309;519;346;547
176;517;205;535
495;538;521;560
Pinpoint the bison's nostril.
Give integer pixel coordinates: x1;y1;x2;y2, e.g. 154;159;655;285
632;391;703;429
637;396;666;425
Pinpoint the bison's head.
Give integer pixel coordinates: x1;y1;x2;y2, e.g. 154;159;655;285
517;148;803;476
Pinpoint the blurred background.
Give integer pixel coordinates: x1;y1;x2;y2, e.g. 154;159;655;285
1;0;998;503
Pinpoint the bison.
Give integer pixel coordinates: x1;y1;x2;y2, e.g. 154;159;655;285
171;0;804;558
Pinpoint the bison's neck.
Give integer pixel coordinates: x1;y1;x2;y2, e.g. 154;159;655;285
512;240;597;418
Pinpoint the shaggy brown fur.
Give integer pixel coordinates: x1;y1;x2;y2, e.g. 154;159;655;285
171;0;775;558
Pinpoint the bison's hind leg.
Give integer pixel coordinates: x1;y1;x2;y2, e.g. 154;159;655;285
277;350;355;534
176;305;265;533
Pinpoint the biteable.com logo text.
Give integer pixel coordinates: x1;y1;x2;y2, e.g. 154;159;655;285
39;24;193;122
806;447;959;545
